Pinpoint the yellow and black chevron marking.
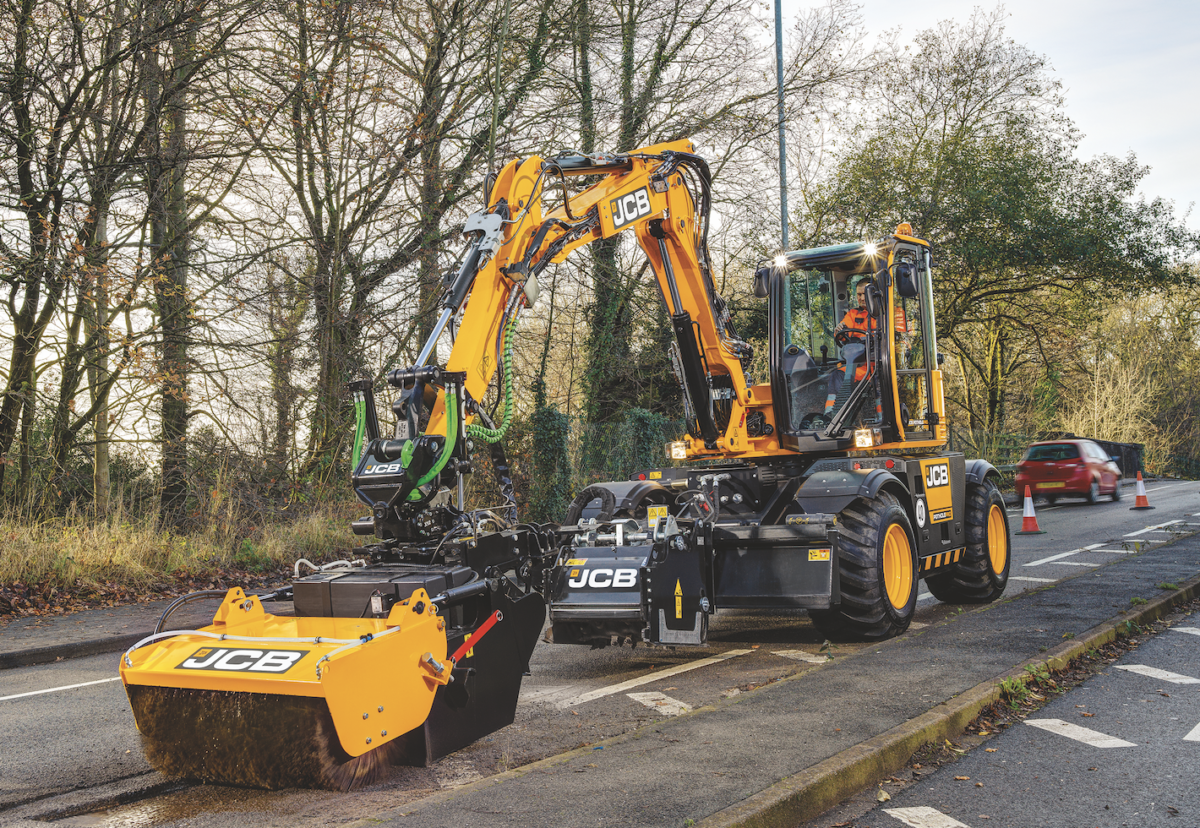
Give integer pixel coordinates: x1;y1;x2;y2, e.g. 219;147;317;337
920;548;964;572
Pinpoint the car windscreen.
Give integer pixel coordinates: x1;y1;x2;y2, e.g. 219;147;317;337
1024;444;1080;462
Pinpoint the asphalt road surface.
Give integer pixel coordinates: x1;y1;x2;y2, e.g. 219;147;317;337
1;479;1196;826
814;601;1200;828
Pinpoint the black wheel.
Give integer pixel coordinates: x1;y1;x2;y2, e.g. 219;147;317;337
809;492;917;641
1111;478;1122;501
926;478;1010;603
1045;495;1057;505
1085;478;1100;504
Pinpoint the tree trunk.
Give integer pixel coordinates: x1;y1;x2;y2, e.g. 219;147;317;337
148;26;194;525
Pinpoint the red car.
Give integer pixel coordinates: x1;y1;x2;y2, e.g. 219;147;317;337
1015;440;1123;504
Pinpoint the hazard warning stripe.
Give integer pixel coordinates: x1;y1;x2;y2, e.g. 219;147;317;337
920;549;964;572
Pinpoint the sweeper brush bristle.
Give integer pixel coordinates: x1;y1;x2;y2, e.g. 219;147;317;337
126;685;399;791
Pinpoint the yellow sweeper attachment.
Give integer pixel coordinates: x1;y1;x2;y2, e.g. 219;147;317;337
120;587;455;790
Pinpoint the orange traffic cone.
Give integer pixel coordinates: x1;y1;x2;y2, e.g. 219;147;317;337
1016;485;1046;534
1130;471;1155;511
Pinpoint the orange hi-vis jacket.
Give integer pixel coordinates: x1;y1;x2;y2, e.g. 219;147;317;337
840;307;870;341
839;308;871;381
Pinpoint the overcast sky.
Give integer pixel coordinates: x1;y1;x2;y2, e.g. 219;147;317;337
781;0;1199;230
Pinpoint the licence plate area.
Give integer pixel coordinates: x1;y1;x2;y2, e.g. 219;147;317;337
1036;481;1066;489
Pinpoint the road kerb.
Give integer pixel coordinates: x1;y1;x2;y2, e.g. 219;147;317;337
696;571;1200;828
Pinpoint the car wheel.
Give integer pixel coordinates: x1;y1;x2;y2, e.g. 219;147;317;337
1086;478;1100;504
1046;495;1057;505
1112;478;1122;501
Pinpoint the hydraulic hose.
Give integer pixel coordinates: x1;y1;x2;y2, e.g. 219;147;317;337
352;391;366;462
465;315;517;444
406;386;458;501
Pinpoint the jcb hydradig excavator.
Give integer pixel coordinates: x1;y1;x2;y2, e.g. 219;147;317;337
120;139;1011;790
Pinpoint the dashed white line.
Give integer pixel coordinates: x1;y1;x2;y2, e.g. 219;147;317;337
555;649;752;709
627;691;692;716
884;806;972;827
1173;627;1200;638
0;676;122;702
773;650;828;664
1009;576;1056;583
1025;718;1136;748
1024;544;1103;567
1124;520;1183;537
1114;664;1200;684
1091;548;1135;554
520;685;584;706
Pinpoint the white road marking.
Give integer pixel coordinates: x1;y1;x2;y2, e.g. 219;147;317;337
1185;721;1200;742
627;691;692;716
1092;548;1135;554
520;685;585;706
1023;544;1102;566
556;649;752;709
1173;627;1200;637
884;806;972;827
1124;520;1183;537
1141;485;1176;494
917;591;935;602
0;677;122;702
1025;718;1136;748
1009;576;1056;583
773;650;828;664
1052;561;1101;567
1114;664;1200;684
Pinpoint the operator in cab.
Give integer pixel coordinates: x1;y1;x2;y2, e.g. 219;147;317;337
825;278;872;414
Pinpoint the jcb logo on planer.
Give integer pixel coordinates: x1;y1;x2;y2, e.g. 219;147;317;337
176;647;308;673
610;187;652;229
924;462;949;488
568;568;639;589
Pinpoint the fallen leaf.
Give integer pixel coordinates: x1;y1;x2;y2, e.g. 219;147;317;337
955;776;971;781
876;790;891;802
985;748;997;753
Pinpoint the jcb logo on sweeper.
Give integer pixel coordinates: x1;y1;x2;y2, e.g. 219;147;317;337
610;187;652;229
568;568;639;589
176;647;307;673
925;462;949;488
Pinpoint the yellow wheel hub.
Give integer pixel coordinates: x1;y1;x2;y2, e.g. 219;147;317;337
987;503;1008;575
882;523;913;610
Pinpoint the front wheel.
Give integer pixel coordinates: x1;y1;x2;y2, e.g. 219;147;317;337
1111;478;1122;502
809;492;917;640
1085;478;1100;504
926;478;1010;603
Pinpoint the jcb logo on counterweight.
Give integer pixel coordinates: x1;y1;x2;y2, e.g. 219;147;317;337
610;187;652;229
924;462;949;488
176;647;307;673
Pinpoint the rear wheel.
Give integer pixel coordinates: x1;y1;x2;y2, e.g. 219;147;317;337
926;478;1010;603
1111;478;1122;501
809;492;917;640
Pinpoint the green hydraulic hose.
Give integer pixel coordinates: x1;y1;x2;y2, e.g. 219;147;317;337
352;392;366;463
405;385;458;501
465;315;517;444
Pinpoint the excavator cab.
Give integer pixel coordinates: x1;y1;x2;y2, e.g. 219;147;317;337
760;230;945;455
